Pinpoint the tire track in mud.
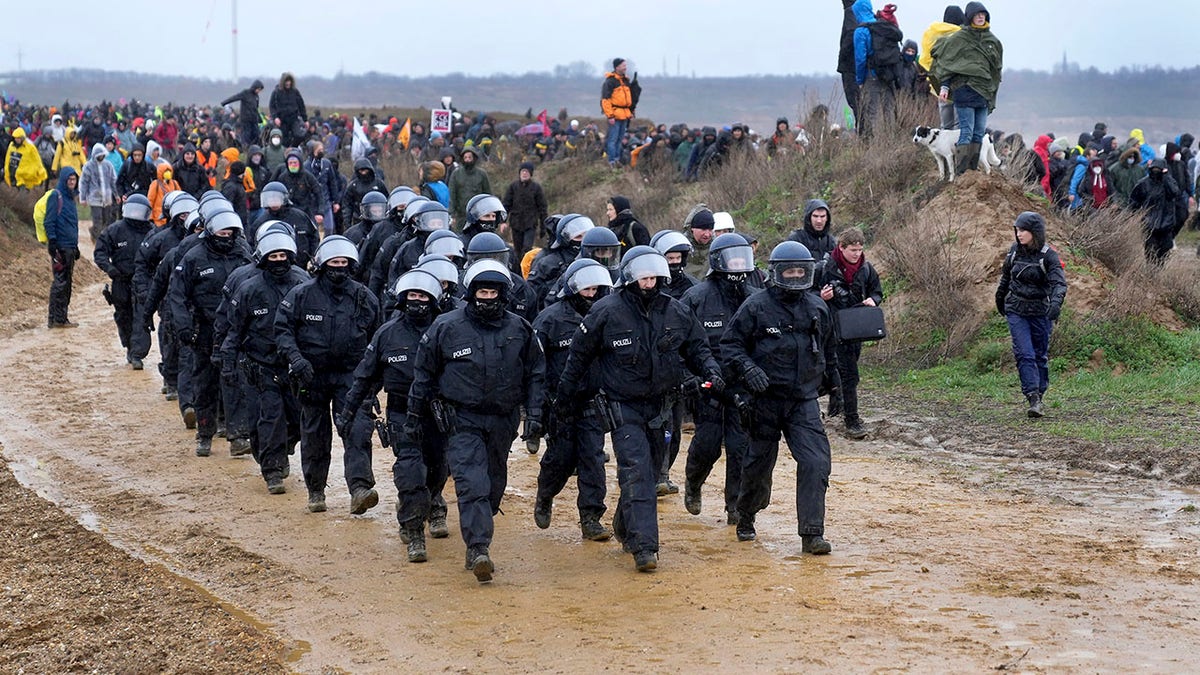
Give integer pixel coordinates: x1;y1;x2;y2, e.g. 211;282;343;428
2;231;1200;671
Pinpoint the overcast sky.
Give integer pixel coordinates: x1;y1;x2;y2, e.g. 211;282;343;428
2;0;1193;79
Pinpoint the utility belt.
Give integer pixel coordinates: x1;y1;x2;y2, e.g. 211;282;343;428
386;392;410;414
241;357;287;389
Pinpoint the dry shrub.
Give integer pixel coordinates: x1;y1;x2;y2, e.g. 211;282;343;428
1159;261;1200;325
874;207;991;364
1063;204;1146;275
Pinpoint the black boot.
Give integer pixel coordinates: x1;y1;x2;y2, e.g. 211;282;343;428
803;535;833;555
1026;392;1044;418
467;545;494;583
736;513;756;542
534;496;552;529
405;526;427;563
684;480;702;515
954;144;973;177
967;142;982;171
580;513;613;541
349;487;379;515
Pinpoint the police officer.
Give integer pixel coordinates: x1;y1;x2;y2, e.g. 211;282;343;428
94;194;155;369
214;220;301;457
527;213;594;308
680;233;756;524
368;195;430;300
360;187;417;289
143;211;208;416
387;200;452;288
545;226;622;301
340;269;450;563
650;229;700;494
221;229;310;492
651;230;700;300
416;254;464;316
557;246;723;572
408;259;545;583
168;210;253;456
720;241;838;553
275;236;381;513
344;191;388;248
532;259;614;541
135;193;199;398
249;181;318;268
465;232;537;322
460;193;508;252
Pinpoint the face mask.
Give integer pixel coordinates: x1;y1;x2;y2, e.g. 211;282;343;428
568;294;597;316
668;262;685;276
724;272;748;284
314;151;324;159
404;299;434;324
324;268;350;285
209;235;235;254
902;52;917;63
1126;158;1135;166
472;297;505;321
163;171;173;181
271;137;281;146
632;282;660;302
566;242;582;256
1092;167;1102;175
266;258;292;279
288;164;300;174
1151;170;1164;180
1174;153;1183;162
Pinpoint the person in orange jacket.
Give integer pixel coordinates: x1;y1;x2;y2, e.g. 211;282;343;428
601;58;639;166
148;162;181;225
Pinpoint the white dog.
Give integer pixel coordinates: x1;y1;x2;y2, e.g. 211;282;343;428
912;126;1002;181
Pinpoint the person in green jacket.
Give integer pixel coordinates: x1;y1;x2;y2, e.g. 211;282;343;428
448;147;491;224
931;1;1002;175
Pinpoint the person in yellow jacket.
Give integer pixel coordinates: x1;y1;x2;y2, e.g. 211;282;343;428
601;58;638;166
52;125;87;177
920;5;965;129
3;127;49;189
147;162;181;225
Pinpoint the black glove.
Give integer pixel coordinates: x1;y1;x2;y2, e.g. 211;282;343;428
73;248;81;260
679;375;703;398
705;372;726;394
289;358;314;386
1047;305;1061;322
334;409;354;438
743;364;770;394
995;294;1006;316
522;413;544;441
47;241;60;257
402;412;423;442
553;395;576;424
179;327;198;346
220;357;238;387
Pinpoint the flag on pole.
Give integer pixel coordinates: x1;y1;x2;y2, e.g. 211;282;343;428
398;118;412;150
351;117;371;161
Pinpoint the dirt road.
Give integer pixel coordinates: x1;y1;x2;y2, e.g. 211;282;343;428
2;236;1199;672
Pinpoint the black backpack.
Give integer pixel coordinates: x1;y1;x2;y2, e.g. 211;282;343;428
860;21;903;87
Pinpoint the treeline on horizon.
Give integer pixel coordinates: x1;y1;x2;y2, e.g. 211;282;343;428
3;67;1198;139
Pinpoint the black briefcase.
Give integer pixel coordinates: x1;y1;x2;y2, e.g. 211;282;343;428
836;305;887;342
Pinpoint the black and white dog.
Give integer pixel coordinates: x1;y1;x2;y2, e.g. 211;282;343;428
913;126;1002;181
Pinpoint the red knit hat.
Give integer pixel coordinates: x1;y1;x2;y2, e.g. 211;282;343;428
876;3;898;25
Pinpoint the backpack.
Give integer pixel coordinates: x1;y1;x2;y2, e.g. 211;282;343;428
33;189;60;244
1004;243;1066;275
861;21;903;87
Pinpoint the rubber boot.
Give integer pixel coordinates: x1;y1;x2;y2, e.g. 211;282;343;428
954;144;973;176
967;142;982;171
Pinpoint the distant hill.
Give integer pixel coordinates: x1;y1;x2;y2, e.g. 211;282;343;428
3;67;1200;143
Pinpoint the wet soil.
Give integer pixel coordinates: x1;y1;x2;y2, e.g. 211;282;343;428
2;228;1199;672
